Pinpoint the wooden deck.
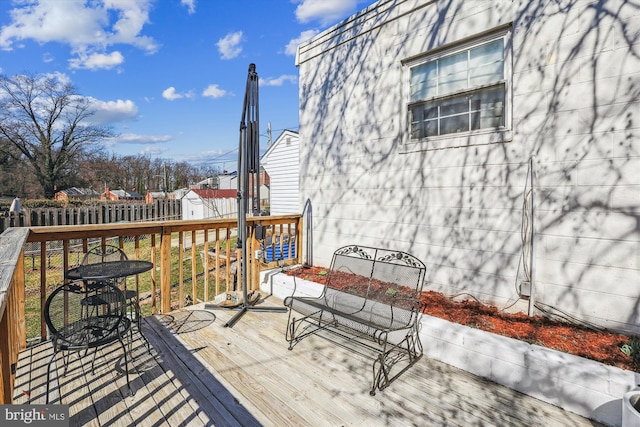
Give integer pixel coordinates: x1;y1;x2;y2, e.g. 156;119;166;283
14;297;603;426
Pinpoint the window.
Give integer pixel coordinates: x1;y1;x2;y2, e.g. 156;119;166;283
406;36;508;142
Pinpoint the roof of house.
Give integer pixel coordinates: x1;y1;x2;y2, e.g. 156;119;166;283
262;129;299;161
189;189;237;199
58;187;100;197
110;189;144;199
147;191;169;198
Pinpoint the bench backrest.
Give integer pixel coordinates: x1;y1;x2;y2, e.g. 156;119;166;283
326;245;426;312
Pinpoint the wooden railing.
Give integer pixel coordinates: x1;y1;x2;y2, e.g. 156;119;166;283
0;228;28;404
0;214;302;403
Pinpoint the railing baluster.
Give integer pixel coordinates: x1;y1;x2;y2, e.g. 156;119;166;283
191;230;197;303
203;229;209;302
226;228;232;289
151;233;157;315
160;227;171;313
40;242;47;341
178;231;184;309
215;228;220;297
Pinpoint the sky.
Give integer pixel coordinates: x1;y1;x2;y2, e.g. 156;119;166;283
0;0;373;170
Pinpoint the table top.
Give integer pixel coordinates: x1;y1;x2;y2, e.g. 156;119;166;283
66;259;154;281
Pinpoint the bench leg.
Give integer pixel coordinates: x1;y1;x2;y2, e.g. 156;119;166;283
370;329;423;395
286;309;337;350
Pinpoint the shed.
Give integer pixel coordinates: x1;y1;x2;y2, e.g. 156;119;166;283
181;188;237;220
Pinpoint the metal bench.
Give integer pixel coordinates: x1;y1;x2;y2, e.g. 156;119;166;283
284;245;426;395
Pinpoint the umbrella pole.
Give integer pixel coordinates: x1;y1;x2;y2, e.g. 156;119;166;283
206;63;287;327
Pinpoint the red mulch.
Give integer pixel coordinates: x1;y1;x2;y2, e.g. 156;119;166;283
285;266;635;371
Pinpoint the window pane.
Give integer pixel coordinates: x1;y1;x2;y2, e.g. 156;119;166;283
410;62;438;101
410;106;424;138
470;85;505;128
471;112;481;130
439;51;468;95
469;39;504;86
440;114;469;134
410;121;423;139
439;71;468;95
423;104;438;119
424;119;438;137
440;96;469;116
470;61;503;86
470;40;503;68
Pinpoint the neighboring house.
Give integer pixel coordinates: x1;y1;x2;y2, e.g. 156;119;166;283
217;172;237;190
296;1;639;334
216;170;269;213
259;183;270;212
248;168;270;212
145;191;170;204
192;177;218;189
181;189;237;220
261;130;300;215
101;188;144;202
54;187;100;201
172;188;190;200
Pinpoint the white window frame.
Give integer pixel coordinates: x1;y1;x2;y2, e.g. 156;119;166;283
401;29;512;151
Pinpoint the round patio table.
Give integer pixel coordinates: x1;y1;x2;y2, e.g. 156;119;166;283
66;260;154;282
66;259;154;346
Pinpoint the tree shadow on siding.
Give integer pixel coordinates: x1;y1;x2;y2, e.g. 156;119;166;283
299;0;639;336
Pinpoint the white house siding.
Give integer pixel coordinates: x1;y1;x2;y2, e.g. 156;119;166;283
218;175;236;190
261;131;300;215
297;0;640;333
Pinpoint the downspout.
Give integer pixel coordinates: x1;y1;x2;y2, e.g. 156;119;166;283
528;155;537;316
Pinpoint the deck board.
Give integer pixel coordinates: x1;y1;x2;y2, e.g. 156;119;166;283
13;297;603;427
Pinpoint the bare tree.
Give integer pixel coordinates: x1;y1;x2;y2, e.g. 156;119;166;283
0;73;115;198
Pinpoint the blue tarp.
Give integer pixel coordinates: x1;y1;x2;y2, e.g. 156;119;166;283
265;242;296;262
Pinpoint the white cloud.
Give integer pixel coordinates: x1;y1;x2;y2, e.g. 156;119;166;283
162;86;195;101
202;84;228;98
259;75;297;87
181;0;196;14
285;29;319;55
44;72;73;86
69;51;124;70
140;146;170;155
115;133;173;144
87;98;139;124
216;31;243;60
0;0;158;66
294;0;360;25
162;87;181;100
